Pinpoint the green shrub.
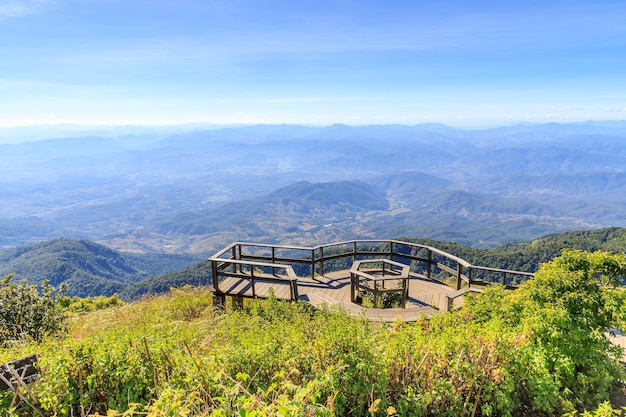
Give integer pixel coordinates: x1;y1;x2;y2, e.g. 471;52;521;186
0;274;67;346
60;294;124;312
2;251;625;416
464;250;626;414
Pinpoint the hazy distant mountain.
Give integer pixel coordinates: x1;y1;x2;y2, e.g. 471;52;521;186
479;172;626;196
150;180;389;247
267;181;388;210
0;122;625;252
368;172;453;194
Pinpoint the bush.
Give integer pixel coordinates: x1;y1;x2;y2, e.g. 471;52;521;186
464;250;626;414
60;294;124;312
0;274;67;346
2;251;625;416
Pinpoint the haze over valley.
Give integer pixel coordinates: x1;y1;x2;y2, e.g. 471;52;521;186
1;122;625;255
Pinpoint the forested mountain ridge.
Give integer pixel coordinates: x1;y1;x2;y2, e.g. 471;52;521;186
0;238;202;297
0;228;623;298
402;226;626;275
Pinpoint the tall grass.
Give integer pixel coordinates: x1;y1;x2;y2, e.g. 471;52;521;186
1;262;624;417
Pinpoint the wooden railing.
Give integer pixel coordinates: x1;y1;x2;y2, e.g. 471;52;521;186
211;258;299;301
349;259;410;308
209;239;534;291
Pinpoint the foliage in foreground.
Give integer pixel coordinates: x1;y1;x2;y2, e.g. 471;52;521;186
0;275;67;347
0;251;625;416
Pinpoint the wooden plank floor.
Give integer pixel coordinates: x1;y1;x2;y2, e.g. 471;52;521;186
215;270;455;322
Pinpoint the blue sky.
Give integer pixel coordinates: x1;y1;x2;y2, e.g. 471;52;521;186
1;0;626;127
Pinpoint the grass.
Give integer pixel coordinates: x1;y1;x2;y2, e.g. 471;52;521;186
1;276;624;416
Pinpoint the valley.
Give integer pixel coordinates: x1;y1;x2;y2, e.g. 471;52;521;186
0;122;625;255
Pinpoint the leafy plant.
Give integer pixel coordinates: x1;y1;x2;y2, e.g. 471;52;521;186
0;274;67;347
2;251;625;416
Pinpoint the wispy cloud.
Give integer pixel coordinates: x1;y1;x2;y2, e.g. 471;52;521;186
0;0;50;17
268;98;323;104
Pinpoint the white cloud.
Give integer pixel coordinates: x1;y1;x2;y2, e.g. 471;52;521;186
0;0;50;17
268;98;323;104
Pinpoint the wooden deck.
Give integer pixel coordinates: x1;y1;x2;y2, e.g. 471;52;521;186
216;269;455;322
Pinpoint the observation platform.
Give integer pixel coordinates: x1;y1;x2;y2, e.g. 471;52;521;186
209;240;534;322
216;269;453;321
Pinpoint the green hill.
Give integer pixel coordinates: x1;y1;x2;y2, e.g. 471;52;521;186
0;238;202;297
402;226;626;274
120;259;212;299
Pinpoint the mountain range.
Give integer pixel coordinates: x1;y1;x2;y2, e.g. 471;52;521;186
0;122;625;253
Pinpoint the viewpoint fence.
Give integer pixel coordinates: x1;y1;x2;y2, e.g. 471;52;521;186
209;240;534;296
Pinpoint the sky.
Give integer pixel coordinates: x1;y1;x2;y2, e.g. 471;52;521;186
1;0;626;128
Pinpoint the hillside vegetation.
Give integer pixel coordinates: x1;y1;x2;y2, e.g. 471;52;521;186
1;250;625;416
0;228;623;299
0;238;202;297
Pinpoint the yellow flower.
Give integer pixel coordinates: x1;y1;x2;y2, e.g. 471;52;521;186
368;398;381;413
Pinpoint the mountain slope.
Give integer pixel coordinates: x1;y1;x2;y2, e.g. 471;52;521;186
2;122;626;251
0;238;201;297
151;180;389;239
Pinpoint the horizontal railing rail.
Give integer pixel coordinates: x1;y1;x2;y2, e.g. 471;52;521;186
349;258;410;308
211;258;299;301
210;239;534;291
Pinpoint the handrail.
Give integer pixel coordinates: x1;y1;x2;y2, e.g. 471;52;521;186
349;259;410;308
211;258;299;301
215;259;298;280
209;239;534;291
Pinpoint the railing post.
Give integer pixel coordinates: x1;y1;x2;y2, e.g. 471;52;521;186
456;263;463;290
291;280;299;301
251;265;256;298
468;267;473;288
213;293;226;309
311;249;315;278
427;250;432;278
501;272;507;286
350;272;356;303
389;241;393;261
401;276;408;308
211;260;219;292
353;241;357;263
233;295;244;310
320;246;324;276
